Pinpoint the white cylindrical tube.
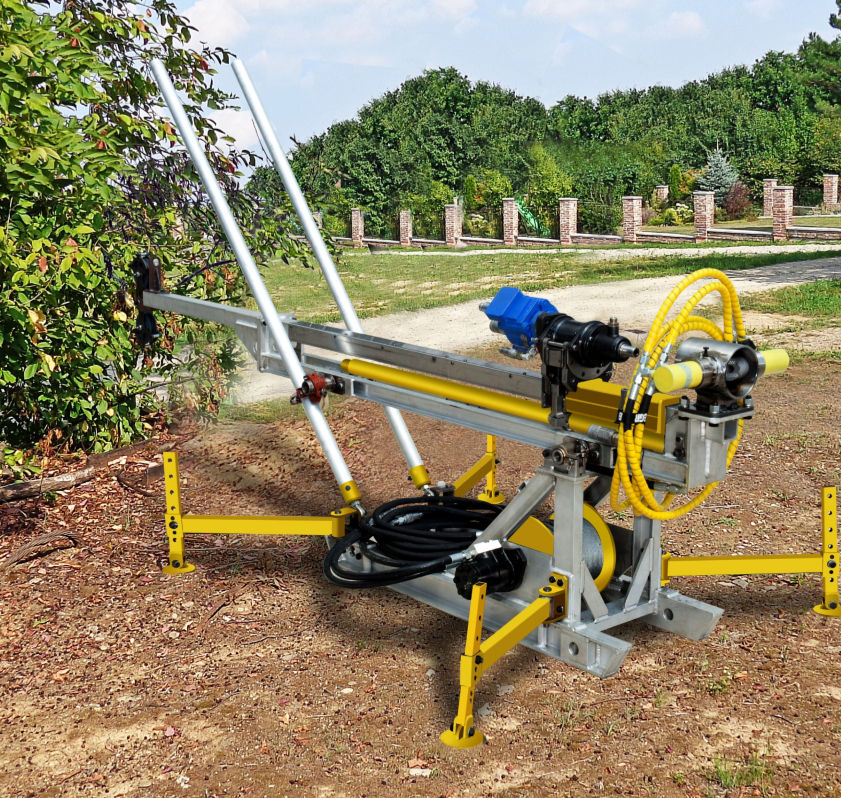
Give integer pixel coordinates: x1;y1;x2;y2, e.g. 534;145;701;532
150;59;355;491
232;58;428;485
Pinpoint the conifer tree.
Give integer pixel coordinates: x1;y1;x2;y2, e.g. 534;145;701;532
697;149;739;203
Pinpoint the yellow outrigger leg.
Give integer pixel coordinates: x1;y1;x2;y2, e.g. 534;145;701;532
441;575;567;748
452;435;506;505
661;486;840;617
161;451;357;574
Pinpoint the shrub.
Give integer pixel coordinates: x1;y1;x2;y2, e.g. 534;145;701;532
0;1;305;474
579;202;622;235
668;164;684;201
674;203;694;223
406;180;453;239
723;182;752;220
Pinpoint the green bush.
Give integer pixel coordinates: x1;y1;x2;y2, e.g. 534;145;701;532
406;179;453;239
0;1;305;475
578;202;622;235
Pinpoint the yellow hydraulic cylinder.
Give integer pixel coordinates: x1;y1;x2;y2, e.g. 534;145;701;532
341;358;549;424
341;360;672;451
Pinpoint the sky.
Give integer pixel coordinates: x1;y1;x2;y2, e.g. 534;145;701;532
173;0;835;152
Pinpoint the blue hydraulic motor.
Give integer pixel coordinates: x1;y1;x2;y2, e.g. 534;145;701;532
480;286;558;357
481;286;639;420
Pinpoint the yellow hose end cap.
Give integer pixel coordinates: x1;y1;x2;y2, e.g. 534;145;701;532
653;362;702;393
760;349;789;375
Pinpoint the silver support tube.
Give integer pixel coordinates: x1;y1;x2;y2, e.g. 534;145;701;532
231;58;428;486
150;59;357;497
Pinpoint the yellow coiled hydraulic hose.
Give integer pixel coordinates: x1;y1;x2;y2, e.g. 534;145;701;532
610;268;746;520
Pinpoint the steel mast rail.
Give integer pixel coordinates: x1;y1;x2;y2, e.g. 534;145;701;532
149;59;363;509
231;58;430;490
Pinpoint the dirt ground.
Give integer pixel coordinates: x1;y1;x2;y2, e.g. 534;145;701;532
2;323;841;797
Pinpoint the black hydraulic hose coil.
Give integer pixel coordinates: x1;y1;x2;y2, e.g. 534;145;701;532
323;495;503;588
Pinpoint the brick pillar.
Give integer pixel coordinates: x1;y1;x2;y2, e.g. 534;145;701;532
772;185;793;242
350;208;364;247
823;174;838;207
502;198;518;246
399;210;412;246
444;204;462;245
762;179;777;217
693;191;715;242
621;196;643;243
654;185;669;204
558;198;578;244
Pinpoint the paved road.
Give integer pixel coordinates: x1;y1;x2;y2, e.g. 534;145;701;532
230;255;841;404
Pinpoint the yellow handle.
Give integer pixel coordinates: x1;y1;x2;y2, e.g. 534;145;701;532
759;348;789;376
653;361;704;393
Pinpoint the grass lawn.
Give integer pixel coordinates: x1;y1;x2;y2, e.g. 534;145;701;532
259;248;841;323
641;215;841;236
740;279;841;320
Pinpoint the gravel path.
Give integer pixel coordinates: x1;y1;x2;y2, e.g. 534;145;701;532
230;254;841;403
363;242;841;259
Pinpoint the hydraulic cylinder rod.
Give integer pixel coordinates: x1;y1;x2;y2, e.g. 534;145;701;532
231;58;430;491
150;59;362;507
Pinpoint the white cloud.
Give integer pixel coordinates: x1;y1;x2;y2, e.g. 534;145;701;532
746;0;781;19
663;10;706;37
208;108;260;151
523;0;645;23
432;0;477;22
183;0;250;47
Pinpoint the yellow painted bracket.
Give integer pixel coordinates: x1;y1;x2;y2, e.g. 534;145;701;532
452;435;506;505
815;486;840;616
161;452;356;575
440;575;567;749
661;486;840;617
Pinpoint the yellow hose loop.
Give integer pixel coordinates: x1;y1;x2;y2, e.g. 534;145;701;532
612;269;748;520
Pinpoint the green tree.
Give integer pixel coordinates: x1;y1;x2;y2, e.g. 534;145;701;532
668;164;684;202
0;0;302;474
799;2;841;113
697;148;740;203
523;144;573;208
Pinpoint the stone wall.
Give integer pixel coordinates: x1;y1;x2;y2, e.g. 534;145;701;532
693;191;715;241
350;208;364;247
399;210;412;246
621;196;642;243
823;174;839;207
502;198;518;246
340;177;841;250
772;186;793;242
558;198;577;244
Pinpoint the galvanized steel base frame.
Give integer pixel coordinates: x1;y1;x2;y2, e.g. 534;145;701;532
143;290;723;679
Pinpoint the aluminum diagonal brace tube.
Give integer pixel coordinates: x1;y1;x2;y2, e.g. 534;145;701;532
463;469;556;555
150;59;362;507
231;59;430;491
